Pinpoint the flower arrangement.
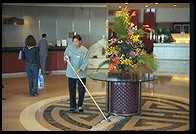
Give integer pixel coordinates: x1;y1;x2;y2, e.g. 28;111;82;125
97;5;159;76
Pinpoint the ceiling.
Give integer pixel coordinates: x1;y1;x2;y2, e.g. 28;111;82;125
108;3;189;10
108;3;190;14
2;3;190;13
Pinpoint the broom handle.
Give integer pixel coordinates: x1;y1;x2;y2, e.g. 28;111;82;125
65;56;108;121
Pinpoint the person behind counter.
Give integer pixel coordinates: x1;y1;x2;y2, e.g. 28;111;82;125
38;33;49;75
63;34;89;114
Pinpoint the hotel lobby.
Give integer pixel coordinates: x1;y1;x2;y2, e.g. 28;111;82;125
2;3;193;131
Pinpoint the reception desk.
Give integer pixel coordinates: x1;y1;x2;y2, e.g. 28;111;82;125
89;72;158;116
2;47;67;74
153;43;189;76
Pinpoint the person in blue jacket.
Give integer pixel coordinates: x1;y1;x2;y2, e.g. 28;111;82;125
64;34;89;114
24;35;41;96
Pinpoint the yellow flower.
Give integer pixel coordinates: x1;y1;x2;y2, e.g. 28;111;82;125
115;11;122;17
130;35;140;44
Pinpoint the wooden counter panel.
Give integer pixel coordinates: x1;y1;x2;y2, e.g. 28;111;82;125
2;53;19;73
2;51;66;74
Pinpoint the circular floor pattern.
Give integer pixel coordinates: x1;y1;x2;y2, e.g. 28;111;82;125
20;93;189;131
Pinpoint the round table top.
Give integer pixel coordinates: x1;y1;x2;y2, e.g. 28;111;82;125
89;71;158;82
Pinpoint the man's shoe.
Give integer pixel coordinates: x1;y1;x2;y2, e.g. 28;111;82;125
78;107;83;114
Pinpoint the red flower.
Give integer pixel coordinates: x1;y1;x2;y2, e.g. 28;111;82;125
109;64;115;71
143;24;153;31
143;24;150;28
145;27;153;31
112;57;120;64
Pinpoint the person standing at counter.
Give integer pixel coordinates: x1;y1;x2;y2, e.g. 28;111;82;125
38;33;49;75
24;35;41;96
63;34;89;114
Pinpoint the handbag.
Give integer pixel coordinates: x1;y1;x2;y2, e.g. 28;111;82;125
38;73;44;90
18;47;25;60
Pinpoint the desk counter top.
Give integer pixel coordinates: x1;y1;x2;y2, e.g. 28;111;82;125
2;46;66;53
154;43;189;47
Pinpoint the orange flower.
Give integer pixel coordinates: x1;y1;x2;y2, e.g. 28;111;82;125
109;64;115;71
143;24;153;31
143;24;150;28
112;57;120;64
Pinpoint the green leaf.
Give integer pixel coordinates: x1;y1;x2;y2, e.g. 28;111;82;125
135;29;146;36
109;16;129;39
137;54;159;72
96;59;111;71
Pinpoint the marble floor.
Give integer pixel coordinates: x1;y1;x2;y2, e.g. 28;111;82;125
2;69;190;131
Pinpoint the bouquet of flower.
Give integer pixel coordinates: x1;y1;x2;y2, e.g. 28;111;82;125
97;6;159;75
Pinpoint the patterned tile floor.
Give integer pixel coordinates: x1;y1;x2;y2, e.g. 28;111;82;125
20;93;189;131
2;70;190;131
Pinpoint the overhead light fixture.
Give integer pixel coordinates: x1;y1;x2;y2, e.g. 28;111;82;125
119;5;122;9
173;4;177;7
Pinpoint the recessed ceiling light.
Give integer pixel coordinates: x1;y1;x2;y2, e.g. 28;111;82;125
145;5;148;8
173;4;177;7
155;3;158;5
119;5;121;8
